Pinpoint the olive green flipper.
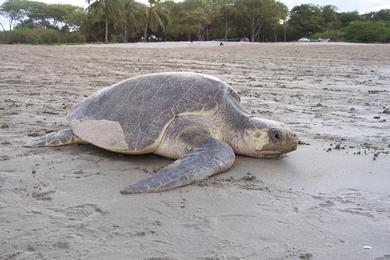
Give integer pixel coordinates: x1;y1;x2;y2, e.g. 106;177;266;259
120;138;235;194
24;129;87;147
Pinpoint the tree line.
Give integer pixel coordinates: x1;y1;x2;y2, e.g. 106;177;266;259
0;0;389;44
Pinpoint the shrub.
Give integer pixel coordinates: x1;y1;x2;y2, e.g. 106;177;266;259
0;28;86;44
343;21;390;43
110;34;123;43
312;30;343;41
60;31;86;43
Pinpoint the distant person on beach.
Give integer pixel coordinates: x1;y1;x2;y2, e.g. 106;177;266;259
220;41;224;46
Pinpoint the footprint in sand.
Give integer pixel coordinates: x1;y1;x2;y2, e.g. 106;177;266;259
31;181;56;200
57;203;108;220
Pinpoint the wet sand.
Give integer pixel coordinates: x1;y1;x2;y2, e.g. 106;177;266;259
0;42;389;260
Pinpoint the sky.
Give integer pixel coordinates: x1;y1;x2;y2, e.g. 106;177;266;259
1;0;390;30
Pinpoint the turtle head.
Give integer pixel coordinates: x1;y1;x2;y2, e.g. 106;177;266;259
234;117;299;158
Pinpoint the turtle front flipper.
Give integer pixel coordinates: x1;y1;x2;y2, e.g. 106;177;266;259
24;129;87;147
120;138;235;194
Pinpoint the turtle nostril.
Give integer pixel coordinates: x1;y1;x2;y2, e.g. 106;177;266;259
272;130;281;140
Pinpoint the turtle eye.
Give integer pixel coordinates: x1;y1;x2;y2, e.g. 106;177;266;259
272;130;281;140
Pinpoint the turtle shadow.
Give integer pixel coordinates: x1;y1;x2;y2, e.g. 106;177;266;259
56;143;172;172
232;154;299;175
46;142;302;186
60;144;300;176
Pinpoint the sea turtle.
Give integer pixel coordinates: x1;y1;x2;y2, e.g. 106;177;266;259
26;72;299;194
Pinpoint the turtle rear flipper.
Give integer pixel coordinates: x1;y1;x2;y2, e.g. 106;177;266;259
24;129;87;147
120;137;235;194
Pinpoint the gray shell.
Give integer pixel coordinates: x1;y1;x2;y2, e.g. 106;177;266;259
68;72;239;153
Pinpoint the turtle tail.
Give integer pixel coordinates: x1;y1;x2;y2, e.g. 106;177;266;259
24;129;87;147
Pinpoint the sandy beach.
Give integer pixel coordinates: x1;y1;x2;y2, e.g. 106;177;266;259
0;42;389;260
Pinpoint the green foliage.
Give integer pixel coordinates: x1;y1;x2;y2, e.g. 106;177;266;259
121;0;145;42
109;33;122;42
87;0;124;24
0;0;85;31
235;0;285;41
288;4;325;39
1;0;390;44
312;30;343;41
363;9;390;22
87;0;125;42
0;27;85;44
370;9;390;21
321;5;340;29
165;0;215;41
343;21;390;43
337;11;362;27
143;0;169;41
213;0;236;40
51;4;86;31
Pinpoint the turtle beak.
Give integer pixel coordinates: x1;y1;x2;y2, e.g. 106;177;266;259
281;131;298;154
289;132;299;150
257;130;298;158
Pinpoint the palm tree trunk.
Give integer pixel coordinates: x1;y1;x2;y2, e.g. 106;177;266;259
104;18;109;43
123;23;128;43
206;27;209;41
224;13;228;41
250;18;256;42
255;24;262;41
273;30;277;42
143;22;148;41
283;27;287;42
143;9;151;42
0;21;4;31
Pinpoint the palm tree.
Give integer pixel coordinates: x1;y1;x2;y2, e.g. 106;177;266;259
217;0;235;41
87;0;124;43
121;0;144;42
143;0;169;41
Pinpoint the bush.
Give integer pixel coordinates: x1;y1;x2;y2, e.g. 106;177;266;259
312;30;343;41
110;34;123;43
0;28;86;44
60;31;86;43
343;21;390;43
